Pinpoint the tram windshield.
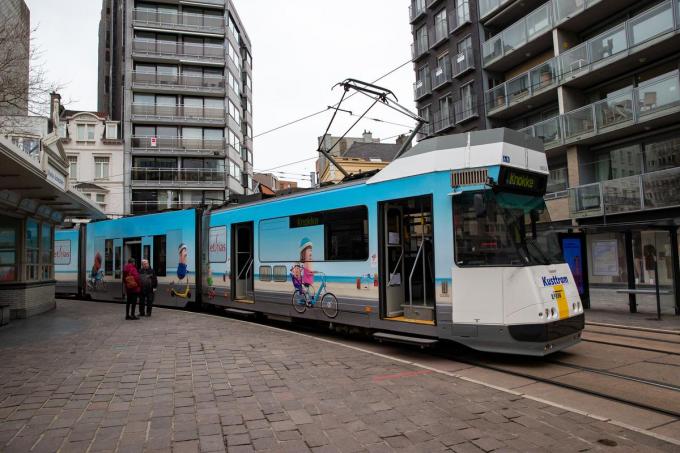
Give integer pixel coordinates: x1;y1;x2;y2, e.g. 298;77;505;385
454;190;564;267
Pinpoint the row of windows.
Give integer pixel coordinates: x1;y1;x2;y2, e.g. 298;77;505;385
132;125;225;140
68;123;118;143
68;156;110;181
0;216;54;283
133;93;224;109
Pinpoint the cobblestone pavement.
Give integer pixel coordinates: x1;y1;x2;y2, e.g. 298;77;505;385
0;301;677;453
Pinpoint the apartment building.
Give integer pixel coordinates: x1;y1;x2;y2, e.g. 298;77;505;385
409;0;486;138
480;0;680;313
97;0;254;215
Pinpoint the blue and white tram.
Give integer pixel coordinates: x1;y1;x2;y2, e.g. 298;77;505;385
202;128;584;355
56;129;584;355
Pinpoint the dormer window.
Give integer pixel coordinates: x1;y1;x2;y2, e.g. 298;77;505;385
105;122;118;140
76;124;96;143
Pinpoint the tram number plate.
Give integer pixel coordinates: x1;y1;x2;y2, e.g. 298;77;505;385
553;285;569;319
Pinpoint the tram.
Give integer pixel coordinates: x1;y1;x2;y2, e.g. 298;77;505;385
56;128;584;355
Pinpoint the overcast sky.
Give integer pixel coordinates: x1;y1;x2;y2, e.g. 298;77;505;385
25;0;415;185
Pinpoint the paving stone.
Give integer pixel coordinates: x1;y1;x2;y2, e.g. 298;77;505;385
0;300;675;453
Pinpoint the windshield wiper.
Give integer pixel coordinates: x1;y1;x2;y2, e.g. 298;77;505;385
525;237;551;265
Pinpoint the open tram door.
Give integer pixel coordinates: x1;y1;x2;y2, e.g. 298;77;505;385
231;222;254;302
379;196;436;324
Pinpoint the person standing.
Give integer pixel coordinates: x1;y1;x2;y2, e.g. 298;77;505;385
139;259;158;317
123;258;141;320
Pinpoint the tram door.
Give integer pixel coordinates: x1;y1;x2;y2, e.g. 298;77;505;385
379;196;436;323
124;238;142;269
383;205;405;317
232;222;254;302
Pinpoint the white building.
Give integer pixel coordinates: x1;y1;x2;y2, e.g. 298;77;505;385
58;101;124;218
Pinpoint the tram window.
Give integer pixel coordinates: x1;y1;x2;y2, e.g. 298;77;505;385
454;191;563;267
259;266;272;282
104;239;113;276
153;235;166;276
287;206;369;261
272;265;287;282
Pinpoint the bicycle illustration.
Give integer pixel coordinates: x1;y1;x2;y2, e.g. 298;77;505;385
290;267;338;318
87;269;106;292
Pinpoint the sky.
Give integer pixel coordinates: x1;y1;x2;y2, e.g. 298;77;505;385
25;0;416;186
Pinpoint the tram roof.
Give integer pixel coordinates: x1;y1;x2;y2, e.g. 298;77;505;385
367;128;547;185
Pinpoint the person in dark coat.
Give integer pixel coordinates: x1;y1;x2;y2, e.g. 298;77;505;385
139;259;158;317
123;258;141;320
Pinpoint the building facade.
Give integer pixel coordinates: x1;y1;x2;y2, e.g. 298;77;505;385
97;0;254;215
409;0;486;139
59;107;124;218
317;132;407;184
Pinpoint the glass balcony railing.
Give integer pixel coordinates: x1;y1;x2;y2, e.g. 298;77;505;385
131;199;220;214
132;167;226;185
413;75;431;100
132;39;225;61
569;167;680;218
482;1;552;67
131;71;225;91
132;8;225;33
559;0;678;80
453;48;475;76
479;0;512;20
431;62;452;89
131;104;226;122
553;0;603;24
523;71;680;150
455;95;478;123
131;136;226;153
486;57;559;114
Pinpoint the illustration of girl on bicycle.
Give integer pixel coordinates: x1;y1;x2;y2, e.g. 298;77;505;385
170;243;191;299
290;238;338;318
88;252;105;291
299;238;314;288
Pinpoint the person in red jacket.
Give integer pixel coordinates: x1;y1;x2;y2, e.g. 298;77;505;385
123;258;141;320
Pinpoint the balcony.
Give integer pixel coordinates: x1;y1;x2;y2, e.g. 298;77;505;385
433;109;454;133
131;199;217;214
409;1;427;23
454;95;479;124
132;39;225;63
452;48;475;77
431;61;452;90
482;1;553;71
131;136;226;156
132;9;225;35
558;0;680;89
413;74;431;101
131;71;225;94
479;0;513;21
430;16;449;48
131;167;226;188
520;71;680;150
411;34;429;61
569;167;680;218
131;103;226;125
486;57;558;118
427;0;444;7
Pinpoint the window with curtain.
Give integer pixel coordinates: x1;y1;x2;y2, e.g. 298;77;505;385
94;157;110;180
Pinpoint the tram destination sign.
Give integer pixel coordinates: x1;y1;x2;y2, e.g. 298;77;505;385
497;167;547;195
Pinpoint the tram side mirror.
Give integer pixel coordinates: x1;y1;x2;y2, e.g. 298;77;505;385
473;193;486;218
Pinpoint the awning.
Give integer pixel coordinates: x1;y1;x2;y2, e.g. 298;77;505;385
0;137;106;222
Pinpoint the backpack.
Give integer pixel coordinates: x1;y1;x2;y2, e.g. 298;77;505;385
125;273;138;291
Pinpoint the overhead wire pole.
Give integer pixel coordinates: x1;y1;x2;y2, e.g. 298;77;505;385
319;79;427;169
